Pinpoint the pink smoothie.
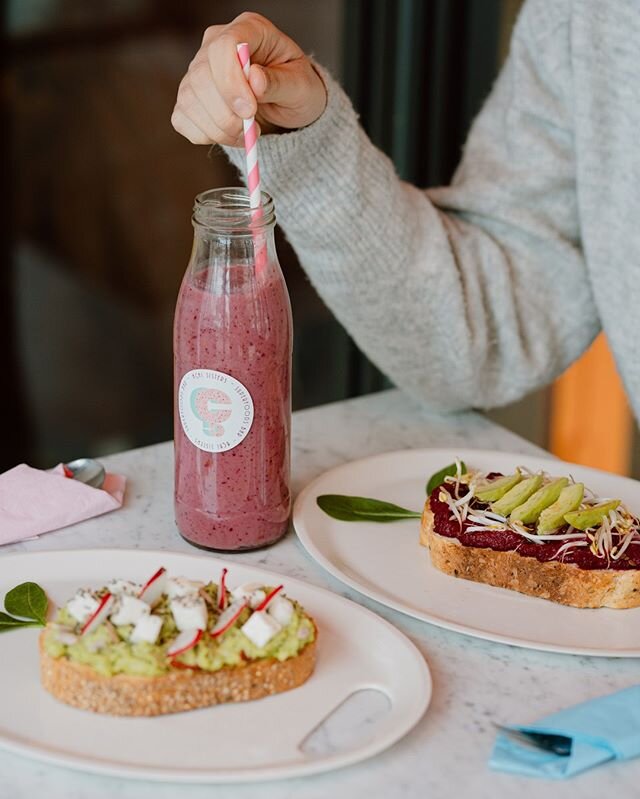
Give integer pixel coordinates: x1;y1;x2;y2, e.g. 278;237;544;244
174;264;292;550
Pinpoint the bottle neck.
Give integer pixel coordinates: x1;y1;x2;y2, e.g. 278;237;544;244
193;187;275;231
189;187;277;281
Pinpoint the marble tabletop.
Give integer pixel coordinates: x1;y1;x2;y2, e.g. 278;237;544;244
1;389;638;799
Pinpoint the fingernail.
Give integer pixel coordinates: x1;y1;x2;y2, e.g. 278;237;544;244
232;98;253;118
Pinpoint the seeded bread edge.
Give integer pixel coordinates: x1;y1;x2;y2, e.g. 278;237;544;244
420;500;640;609
39;632;317;716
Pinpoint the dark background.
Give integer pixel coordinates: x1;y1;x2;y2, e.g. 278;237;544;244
3;0;541;471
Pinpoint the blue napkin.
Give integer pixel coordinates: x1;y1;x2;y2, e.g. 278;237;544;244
490;685;640;779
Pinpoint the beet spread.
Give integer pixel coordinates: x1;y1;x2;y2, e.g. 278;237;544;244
430;484;640;571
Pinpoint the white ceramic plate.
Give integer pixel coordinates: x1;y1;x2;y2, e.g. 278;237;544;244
293;448;640;657
0;549;430;783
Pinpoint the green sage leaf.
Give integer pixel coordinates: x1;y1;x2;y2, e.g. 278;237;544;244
5;582;48;625
426;461;467;496
317;494;422;523
0;612;42;633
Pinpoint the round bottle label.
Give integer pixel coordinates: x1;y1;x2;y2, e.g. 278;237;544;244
178;369;254;453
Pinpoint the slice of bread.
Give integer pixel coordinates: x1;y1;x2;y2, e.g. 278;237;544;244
420;500;640;609
39;632;316;716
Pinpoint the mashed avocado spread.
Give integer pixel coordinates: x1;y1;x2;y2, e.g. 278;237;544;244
44;583;315;678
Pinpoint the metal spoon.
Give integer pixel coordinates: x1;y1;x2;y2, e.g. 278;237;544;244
493;723;572;756
63;458;106;490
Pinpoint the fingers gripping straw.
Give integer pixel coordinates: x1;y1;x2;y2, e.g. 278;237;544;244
236;42;266;273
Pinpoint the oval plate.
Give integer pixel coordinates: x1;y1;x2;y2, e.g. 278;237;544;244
0;549;430;783
293;448;640;657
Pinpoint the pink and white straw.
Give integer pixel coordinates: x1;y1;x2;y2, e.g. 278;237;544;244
236;42;266;272
236;43;262;212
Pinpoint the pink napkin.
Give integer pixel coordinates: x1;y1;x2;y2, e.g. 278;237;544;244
0;463;126;546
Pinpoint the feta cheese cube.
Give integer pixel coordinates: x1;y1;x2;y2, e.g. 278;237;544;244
232;583;266;608
241;611;282;648
232;582;262;598
110;595;150;626
248;589;266;609
66;590;99;624
130;613;163;644
170;596;208;631
106;578;141;597
167;577;204;599
267;596;294;626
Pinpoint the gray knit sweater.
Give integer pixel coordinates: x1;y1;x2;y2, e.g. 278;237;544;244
225;0;640;418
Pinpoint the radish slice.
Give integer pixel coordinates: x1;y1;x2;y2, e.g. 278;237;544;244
254;585;284;612
167;628;203;658
139;567;167;605
211;599;247;638
81;593;114;636
218;567;228;611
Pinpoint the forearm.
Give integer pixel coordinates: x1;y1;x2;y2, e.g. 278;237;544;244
224;47;598;411
223;76;473;408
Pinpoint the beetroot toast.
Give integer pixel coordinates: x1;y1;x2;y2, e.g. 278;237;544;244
419;465;640;609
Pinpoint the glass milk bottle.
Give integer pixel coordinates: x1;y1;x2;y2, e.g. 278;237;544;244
174;188;292;550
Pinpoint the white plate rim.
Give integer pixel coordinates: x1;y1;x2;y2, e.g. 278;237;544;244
293;447;640;658
0;548;431;784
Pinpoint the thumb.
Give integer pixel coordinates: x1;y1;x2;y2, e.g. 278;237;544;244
249;62;300;107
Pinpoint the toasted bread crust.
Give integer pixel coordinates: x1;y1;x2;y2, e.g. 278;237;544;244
420;500;640;608
39;633;316;716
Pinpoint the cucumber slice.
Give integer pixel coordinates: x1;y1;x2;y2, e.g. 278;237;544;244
510;478;569;525
491;475;543;517
564;499;621;531
536;483;584;534
474;471;522;503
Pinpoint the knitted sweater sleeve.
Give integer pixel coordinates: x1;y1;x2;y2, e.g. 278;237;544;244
223;0;599;411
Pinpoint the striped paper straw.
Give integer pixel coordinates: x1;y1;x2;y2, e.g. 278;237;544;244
236;42;266;273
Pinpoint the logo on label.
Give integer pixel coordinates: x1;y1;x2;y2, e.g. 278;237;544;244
179;369;254;452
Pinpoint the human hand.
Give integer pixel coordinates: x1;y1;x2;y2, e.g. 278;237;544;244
171;12;327;146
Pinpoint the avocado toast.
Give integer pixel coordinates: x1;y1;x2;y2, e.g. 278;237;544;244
40;568;317;715
420;461;640;608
